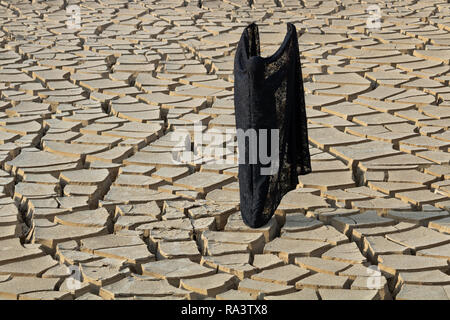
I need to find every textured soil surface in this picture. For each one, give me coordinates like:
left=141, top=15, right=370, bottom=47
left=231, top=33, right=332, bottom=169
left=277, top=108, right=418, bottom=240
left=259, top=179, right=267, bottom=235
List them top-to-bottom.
left=0, top=0, right=449, bottom=300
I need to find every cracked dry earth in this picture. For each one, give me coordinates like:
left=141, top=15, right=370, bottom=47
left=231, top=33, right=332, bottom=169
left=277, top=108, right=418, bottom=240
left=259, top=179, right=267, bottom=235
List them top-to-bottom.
left=0, top=0, right=449, bottom=301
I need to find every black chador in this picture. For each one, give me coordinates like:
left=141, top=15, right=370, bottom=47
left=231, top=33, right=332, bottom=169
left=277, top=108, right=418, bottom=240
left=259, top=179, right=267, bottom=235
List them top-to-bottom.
left=234, top=23, right=312, bottom=228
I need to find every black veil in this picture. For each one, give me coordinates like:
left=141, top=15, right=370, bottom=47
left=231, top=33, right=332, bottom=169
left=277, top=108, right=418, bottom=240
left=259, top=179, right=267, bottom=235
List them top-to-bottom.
left=234, top=23, right=312, bottom=228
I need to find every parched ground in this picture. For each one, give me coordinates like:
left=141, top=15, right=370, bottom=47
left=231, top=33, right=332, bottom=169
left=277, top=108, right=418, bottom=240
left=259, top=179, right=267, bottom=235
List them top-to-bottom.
left=0, top=0, right=449, bottom=300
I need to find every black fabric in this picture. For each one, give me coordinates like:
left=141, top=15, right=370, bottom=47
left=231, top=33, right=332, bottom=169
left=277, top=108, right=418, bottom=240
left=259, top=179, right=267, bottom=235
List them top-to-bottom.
left=234, top=23, right=312, bottom=228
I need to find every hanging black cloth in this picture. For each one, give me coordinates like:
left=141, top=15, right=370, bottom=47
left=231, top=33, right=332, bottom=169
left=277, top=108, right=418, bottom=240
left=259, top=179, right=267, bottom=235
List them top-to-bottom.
left=234, top=22, right=312, bottom=228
